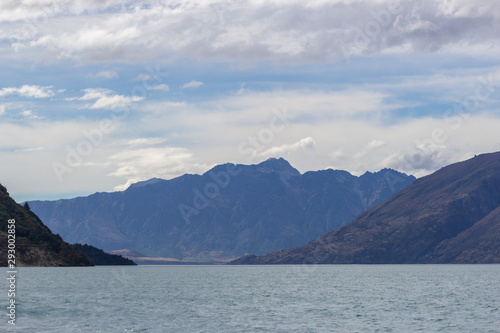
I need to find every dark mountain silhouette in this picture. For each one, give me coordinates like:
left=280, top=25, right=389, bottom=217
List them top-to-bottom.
left=230, top=152, right=500, bottom=264
left=28, top=158, right=415, bottom=261
left=0, top=184, right=93, bottom=267
left=74, top=243, right=136, bottom=265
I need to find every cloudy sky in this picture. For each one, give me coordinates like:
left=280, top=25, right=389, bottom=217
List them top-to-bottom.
left=1, top=0, right=500, bottom=202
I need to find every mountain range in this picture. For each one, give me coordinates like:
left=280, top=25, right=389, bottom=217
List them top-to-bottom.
left=230, top=152, right=500, bottom=264
left=28, top=158, right=415, bottom=261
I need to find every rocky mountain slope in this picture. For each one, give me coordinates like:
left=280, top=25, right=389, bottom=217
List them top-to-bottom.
left=230, top=153, right=500, bottom=264
left=28, top=158, right=415, bottom=261
left=0, top=184, right=93, bottom=267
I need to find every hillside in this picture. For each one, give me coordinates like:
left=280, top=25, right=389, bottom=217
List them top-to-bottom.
left=230, top=152, right=500, bottom=264
left=28, top=158, right=415, bottom=261
left=0, top=184, right=93, bottom=267
left=74, top=243, right=136, bottom=265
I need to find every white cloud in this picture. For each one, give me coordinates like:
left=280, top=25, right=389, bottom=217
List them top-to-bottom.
left=94, top=71, right=118, bottom=79
left=135, top=73, right=153, bottom=81
left=135, top=74, right=170, bottom=91
left=181, top=80, right=204, bottom=89
left=152, top=84, right=170, bottom=91
left=0, top=85, right=56, bottom=98
left=136, top=85, right=500, bottom=177
left=67, top=88, right=143, bottom=109
left=199, top=89, right=393, bottom=123
left=4, top=91, right=500, bottom=201
left=0, top=104, right=5, bottom=116
left=20, top=110, right=33, bottom=117
left=0, top=119, right=120, bottom=198
left=260, top=137, right=315, bottom=157
left=127, top=138, right=167, bottom=146
left=353, top=140, right=387, bottom=159
left=367, top=140, right=386, bottom=150
left=15, top=146, right=48, bottom=152
left=108, top=147, right=207, bottom=191
left=329, top=149, right=345, bottom=161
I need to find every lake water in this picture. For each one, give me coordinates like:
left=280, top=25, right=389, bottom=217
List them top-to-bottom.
left=1, top=265, right=499, bottom=332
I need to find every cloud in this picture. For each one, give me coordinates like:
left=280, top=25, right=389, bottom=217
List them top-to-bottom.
left=0, top=0, right=124, bottom=23
left=3, top=0, right=500, bottom=65
left=3, top=1, right=500, bottom=202
left=93, top=71, right=118, bottom=79
left=135, top=73, right=152, bottom=81
left=135, top=73, right=170, bottom=91
left=181, top=80, right=204, bottom=89
left=135, top=84, right=500, bottom=177
left=151, top=84, right=170, bottom=91
left=0, top=85, right=56, bottom=98
left=67, top=88, right=143, bottom=109
left=4, top=89, right=500, bottom=201
left=200, top=89, right=393, bottom=123
left=20, top=110, right=33, bottom=117
left=0, top=118, right=121, bottom=198
left=260, top=137, right=315, bottom=157
left=127, top=138, right=167, bottom=146
left=353, top=140, right=387, bottom=159
left=367, top=140, right=386, bottom=150
left=383, top=143, right=449, bottom=178
left=15, top=146, right=48, bottom=152
left=108, top=147, right=207, bottom=191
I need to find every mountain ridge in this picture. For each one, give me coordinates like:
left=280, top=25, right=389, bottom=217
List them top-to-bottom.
left=229, top=152, right=500, bottom=264
left=28, top=158, right=415, bottom=261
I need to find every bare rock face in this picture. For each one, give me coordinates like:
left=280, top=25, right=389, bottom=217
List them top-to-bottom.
left=230, top=152, right=500, bottom=265
left=28, top=158, right=414, bottom=261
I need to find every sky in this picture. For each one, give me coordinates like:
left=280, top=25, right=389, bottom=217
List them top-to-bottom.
left=1, top=0, right=500, bottom=202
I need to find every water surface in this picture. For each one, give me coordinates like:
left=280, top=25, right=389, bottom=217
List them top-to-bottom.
left=1, top=265, right=499, bottom=332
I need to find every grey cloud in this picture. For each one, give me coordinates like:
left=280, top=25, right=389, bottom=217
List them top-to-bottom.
left=1, top=0, right=499, bottom=64
left=384, top=143, right=450, bottom=177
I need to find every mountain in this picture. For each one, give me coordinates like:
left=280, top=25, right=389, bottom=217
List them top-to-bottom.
left=230, top=153, right=500, bottom=264
left=28, top=158, right=415, bottom=261
left=0, top=184, right=93, bottom=267
left=74, top=243, right=136, bottom=265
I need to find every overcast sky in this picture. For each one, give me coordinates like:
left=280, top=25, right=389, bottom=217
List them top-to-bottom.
left=2, top=0, right=500, bottom=202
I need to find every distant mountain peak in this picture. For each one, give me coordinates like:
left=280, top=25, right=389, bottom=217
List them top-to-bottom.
left=255, top=157, right=300, bottom=178
left=361, top=168, right=398, bottom=176
left=128, top=178, right=165, bottom=190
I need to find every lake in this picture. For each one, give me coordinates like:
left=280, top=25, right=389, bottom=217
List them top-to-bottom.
left=1, top=265, right=499, bottom=332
